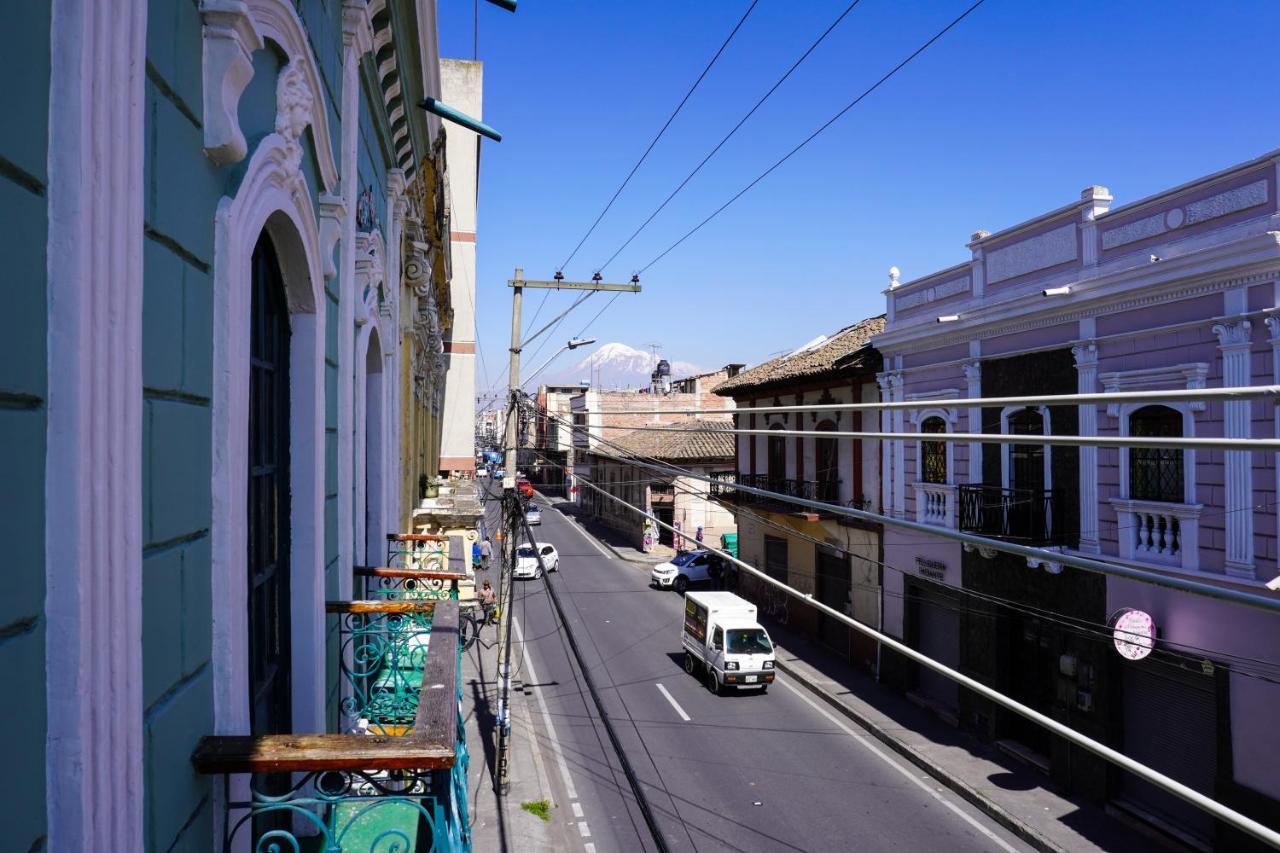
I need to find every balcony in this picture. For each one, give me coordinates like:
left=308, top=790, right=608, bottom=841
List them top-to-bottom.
left=713, top=472, right=842, bottom=511
left=914, top=482, right=955, bottom=528
left=958, top=485, right=1063, bottom=546
left=1110, top=498, right=1202, bottom=572
left=192, top=560, right=472, bottom=851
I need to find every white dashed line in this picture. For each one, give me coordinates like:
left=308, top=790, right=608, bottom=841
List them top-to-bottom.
left=515, top=617, right=579, bottom=800
left=777, top=677, right=1019, bottom=853
left=656, top=683, right=692, bottom=721
left=571, top=802, right=585, bottom=819
left=578, top=822, right=592, bottom=838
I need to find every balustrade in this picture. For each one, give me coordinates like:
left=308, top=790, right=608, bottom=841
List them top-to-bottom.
left=1110, top=498, right=1201, bottom=570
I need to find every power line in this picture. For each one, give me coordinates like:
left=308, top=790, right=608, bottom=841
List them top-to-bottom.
left=556, top=0, right=761, bottom=275
left=595, top=0, right=867, bottom=274
left=636, top=0, right=988, bottom=275
left=523, top=395, right=1280, bottom=615
left=540, top=452, right=1280, bottom=846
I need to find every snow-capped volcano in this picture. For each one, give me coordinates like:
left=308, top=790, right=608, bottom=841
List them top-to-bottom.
left=549, top=342, right=701, bottom=389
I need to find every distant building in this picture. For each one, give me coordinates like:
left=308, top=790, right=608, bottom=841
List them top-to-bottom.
left=713, top=318, right=885, bottom=670
left=588, top=421, right=738, bottom=552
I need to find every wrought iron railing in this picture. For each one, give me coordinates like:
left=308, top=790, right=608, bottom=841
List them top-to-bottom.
left=718, top=473, right=843, bottom=508
left=957, top=485, right=1060, bottom=545
left=385, top=533, right=450, bottom=572
left=354, top=566, right=465, bottom=603
left=193, top=600, right=469, bottom=852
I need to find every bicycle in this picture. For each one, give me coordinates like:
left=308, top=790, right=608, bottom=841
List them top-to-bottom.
left=460, top=601, right=499, bottom=651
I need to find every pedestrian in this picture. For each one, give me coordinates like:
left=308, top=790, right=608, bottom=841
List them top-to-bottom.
left=695, top=525, right=704, bottom=545
left=479, top=537, right=493, bottom=570
left=471, top=540, right=482, bottom=571
left=478, top=579, right=497, bottom=624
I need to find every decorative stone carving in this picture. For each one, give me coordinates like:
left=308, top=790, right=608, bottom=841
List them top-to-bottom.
left=200, top=0, right=263, bottom=165
left=275, top=60, right=313, bottom=176
left=1100, top=179, right=1268, bottom=251
left=1186, top=179, right=1268, bottom=225
left=317, top=194, right=345, bottom=280
left=985, top=223, right=1077, bottom=284
left=888, top=266, right=900, bottom=290
left=896, top=276, right=971, bottom=311
left=1266, top=314, right=1280, bottom=341
left=1211, top=319, right=1253, bottom=349
left=1071, top=342, right=1098, bottom=366
left=961, top=362, right=982, bottom=384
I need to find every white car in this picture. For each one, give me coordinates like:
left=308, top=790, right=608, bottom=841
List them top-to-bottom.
left=526, top=505, right=542, bottom=526
left=514, top=543, right=559, bottom=579
left=651, top=549, right=716, bottom=594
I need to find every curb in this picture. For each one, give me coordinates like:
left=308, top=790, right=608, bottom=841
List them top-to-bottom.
left=773, top=652, right=1065, bottom=853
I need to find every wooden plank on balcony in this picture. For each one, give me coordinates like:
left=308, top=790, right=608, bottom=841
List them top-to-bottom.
left=390, top=532, right=451, bottom=542
left=353, top=566, right=469, bottom=580
left=325, top=600, right=438, bottom=614
left=412, top=600, right=459, bottom=750
left=191, top=734, right=454, bottom=773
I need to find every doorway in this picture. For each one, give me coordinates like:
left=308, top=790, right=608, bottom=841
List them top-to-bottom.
left=816, top=546, right=850, bottom=656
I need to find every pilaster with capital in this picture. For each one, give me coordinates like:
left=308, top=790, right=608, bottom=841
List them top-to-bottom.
left=1212, top=319, right=1254, bottom=577
left=1072, top=342, right=1101, bottom=552
left=962, top=362, right=982, bottom=484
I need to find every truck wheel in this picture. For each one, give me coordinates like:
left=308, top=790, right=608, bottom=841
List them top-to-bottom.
left=674, top=575, right=688, bottom=594
left=684, top=652, right=696, bottom=675
left=706, top=669, right=720, bottom=695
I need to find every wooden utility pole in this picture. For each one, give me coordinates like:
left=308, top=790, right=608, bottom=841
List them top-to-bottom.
left=493, top=268, right=640, bottom=793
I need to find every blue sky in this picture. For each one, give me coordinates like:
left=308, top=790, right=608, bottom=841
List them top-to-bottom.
left=437, top=0, right=1280, bottom=398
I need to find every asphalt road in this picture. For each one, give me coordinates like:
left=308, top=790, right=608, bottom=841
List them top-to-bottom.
left=479, top=483, right=1030, bottom=853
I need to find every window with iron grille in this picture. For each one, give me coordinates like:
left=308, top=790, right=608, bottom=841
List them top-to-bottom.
left=1129, top=405, right=1184, bottom=502
left=921, top=416, right=947, bottom=485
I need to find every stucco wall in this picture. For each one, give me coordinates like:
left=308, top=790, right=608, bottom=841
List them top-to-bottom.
left=0, top=4, right=50, bottom=850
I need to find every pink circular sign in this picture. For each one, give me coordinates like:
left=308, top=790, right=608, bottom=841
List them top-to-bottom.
left=1113, top=609, right=1156, bottom=660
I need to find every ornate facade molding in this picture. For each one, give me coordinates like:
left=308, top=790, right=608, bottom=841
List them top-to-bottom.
left=198, top=0, right=340, bottom=191
left=199, top=0, right=263, bottom=165
left=1211, top=318, right=1253, bottom=350
left=1099, top=362, right=1208, bottom=417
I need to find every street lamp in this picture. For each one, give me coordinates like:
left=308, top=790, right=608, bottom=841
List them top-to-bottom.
left=523, top=337, right=597, bottom=389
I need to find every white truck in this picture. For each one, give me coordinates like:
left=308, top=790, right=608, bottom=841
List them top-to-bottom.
left=681, top=591, right=776, bottom=694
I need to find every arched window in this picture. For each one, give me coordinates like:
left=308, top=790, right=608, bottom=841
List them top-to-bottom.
left=1129, top=405, right=1183, bottom=503
left=1007, top=407, right=1046, bottom=494
left=921, top=416, right=947, bottom=484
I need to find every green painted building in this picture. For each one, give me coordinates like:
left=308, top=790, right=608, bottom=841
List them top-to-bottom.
left=2, top=0, right=467, bottom=848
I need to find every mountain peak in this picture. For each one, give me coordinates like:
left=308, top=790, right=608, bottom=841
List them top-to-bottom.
left=547, top=342, right=702, bottom=389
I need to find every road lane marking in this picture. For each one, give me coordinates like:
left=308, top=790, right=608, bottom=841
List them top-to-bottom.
left=549, top=503, right=616, bottom=559
left=515, top=617, right=580, bottom=800
left=777, top=678, right=1020, bottom=853
left=655, top=683, right=692, bottom=721
left=571, top=802, right=584, bottom=819
left=578, top=822, right=592, bottom=838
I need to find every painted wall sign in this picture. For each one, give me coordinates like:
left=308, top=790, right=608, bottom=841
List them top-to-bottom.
left=915, top=557, right=946, bottom=581
left=1112, top=608, right=1156, bottom=660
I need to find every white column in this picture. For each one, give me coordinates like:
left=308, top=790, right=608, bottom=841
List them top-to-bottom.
left=45, top=0, right=146, bottom=848
left=337, top=1, right=373, bottom=582
left=386, top=170, right=406, bottom=530
left=1268, top=315, right=1280, bottom=571
left=1214, top=320, right=1255, bottom=577
left=1073, top=343, right=1100, bottom=553
left=963, top=362, right=982, bottom=484
left=889, top=371, right=906, bottom=518
left=877, top=373, right=893, bottom=516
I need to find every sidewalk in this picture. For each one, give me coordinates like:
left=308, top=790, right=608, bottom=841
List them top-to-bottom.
left=547, top=497, right=674, bottom=565
left=461, top=612, right=570, bottom=852
left=763, top=620, right=1174, bottom=853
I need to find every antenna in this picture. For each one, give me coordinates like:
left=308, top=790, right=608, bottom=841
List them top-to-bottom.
left=646, top=342, right=663, bottom=371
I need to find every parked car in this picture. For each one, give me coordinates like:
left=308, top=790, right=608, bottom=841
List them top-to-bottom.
left=493, top=468, right=506, bottom=479
left=516, top=478, right=535, bottom=498
left=526, top=505, right=542, bottom=526
left=514, top=542, right=559, bottom=579
left=650, top=549, right=717, bottom=594
left=681, top=591, right=775, bottom=694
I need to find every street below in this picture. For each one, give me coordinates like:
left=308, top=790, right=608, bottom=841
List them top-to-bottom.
left=479, top=483, right=1031, bottom=853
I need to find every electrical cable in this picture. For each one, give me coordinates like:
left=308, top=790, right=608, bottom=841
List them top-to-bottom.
left=556, top=0, right=761, bottom=275
left=594, top=0, right=867, bottom=275
left=635, top=0, right=988, bottom=275
left=528, top=395, right=1279, bottom=565
left=538, top=458, right=1280, bottom=849
left=519, top=516, right=673, bottom=852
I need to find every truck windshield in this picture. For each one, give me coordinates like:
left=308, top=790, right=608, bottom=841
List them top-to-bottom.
left=726, top=629, right=772, bottom=655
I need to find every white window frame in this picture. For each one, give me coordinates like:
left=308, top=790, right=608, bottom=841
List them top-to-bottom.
left=1117, top=401, right=1197, bottom=505
left=999, top=405, right=1053, bottom=492
left=913, top=408, right=957, bottom=526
